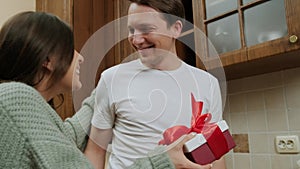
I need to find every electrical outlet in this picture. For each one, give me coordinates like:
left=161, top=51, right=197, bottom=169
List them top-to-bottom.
left=275, top=135, right=300, bottom=154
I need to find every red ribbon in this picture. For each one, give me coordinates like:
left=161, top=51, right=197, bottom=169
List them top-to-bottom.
left=159, top=93, right=229, bottom=159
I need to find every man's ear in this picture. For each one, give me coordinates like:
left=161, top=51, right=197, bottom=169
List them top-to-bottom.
left=171, top=20, right=183, bottom=38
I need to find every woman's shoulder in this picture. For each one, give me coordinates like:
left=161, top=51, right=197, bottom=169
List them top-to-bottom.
left=0, top=81, right=42, bottom=104
left=0, top=81, right=38, bottom=94
left=0, top=82, right=55, bottom=131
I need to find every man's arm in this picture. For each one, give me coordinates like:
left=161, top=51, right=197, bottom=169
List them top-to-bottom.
left=84, top=126, right=112, bottom=169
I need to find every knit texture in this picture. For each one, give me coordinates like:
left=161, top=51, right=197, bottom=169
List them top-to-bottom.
left=0, top=82, right=95, bottom=169
left=129, top=146, right=175, bottom=169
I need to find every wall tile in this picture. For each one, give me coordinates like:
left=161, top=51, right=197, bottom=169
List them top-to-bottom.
left=227, top=67, right=300, bottom=169
left=285, top=84, right=300, bottom=109
left=264, top=88, right=286, bottom=110
left=246, top=91, right=265, bottom=112
left=229, top=93, right=246, bottom=113
left=287, top=109, right=300, bottom=131
left=266, top=110, right=288, bottom=132
left=247, top=111, right=268, bottom=132
left=230, top=114, right=248, bottom=133
left=249, top=133, right=269, bottom=153
left=233, top=134, right=249, bottom=153
left=224, top=153, right=233, bottom=169
left=233, top=154, right=251, bottom=169
left=251, top=155, right=271, bottom=169
left=271, top=155, right=292, bottom=169
left=292, top=155, right=300, bottom=169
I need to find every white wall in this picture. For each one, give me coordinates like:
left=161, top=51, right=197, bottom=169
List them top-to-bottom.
left=0, top=0, right=35, bottom=27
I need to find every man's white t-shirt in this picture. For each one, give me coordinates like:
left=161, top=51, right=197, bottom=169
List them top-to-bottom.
left=91, top=59, right=222, bottom=169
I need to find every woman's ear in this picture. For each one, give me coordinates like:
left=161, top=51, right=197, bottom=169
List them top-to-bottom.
left=171, top=20, right=183, bottom=38
left=42, top=57, right=54, bottom=71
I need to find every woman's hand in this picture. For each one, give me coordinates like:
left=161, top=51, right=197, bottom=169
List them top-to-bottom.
left=166, top=133, right=212, bottom=169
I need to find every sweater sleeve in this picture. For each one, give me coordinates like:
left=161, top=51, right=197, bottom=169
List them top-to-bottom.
left=0, top=82, right=95, bottom=169
left=64, top=89, right=96, bottom=150
left=129, top=146, right=175, bottom=169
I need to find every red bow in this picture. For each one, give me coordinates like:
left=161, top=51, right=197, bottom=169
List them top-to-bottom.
left=159, top=93, right=228, bottom=159
left=159, top=93, right=209, bottom=144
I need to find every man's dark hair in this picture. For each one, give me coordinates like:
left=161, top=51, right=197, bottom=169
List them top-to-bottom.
left=129, top=0, right=185, bottom=27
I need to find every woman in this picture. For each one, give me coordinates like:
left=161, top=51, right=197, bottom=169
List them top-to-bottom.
left=0, top=11, right=211, bottom=169
left=0, top=11, right=93, bottom=169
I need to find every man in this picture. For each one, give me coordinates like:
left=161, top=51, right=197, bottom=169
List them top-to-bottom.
left=85, top=0, right=226, bottom=168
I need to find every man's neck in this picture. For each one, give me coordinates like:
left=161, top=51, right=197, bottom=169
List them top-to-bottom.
left=144, top=55, right=182, bottom=71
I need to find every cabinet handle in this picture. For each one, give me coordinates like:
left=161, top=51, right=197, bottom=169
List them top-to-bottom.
left=289, top=35, right=298, bottom=43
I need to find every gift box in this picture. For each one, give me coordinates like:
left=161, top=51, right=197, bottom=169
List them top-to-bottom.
left=159, top=93, right=236, bottom=165
left=183, top=120, right=236, bottom=165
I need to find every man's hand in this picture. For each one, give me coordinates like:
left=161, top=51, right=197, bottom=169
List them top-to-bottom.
left=166, top=133, right=213, bottom=169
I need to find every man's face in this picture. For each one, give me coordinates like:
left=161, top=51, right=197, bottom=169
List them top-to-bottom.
left=127, top=3, right=178, bottom=67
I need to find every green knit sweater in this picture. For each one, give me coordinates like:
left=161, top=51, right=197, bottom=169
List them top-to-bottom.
left=0, top=82, right=174, bottom=169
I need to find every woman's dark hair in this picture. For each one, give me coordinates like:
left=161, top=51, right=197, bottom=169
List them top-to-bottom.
left=128, top=0, right=185, bottom=27
left=0, top=11, right=74, bottom=89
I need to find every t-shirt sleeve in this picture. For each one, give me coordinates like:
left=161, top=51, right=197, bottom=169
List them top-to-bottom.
left=91, top=77, right=115, bottom=129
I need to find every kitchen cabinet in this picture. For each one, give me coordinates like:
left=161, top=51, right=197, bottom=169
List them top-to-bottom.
left=191, top=0, right=300, bottom=79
